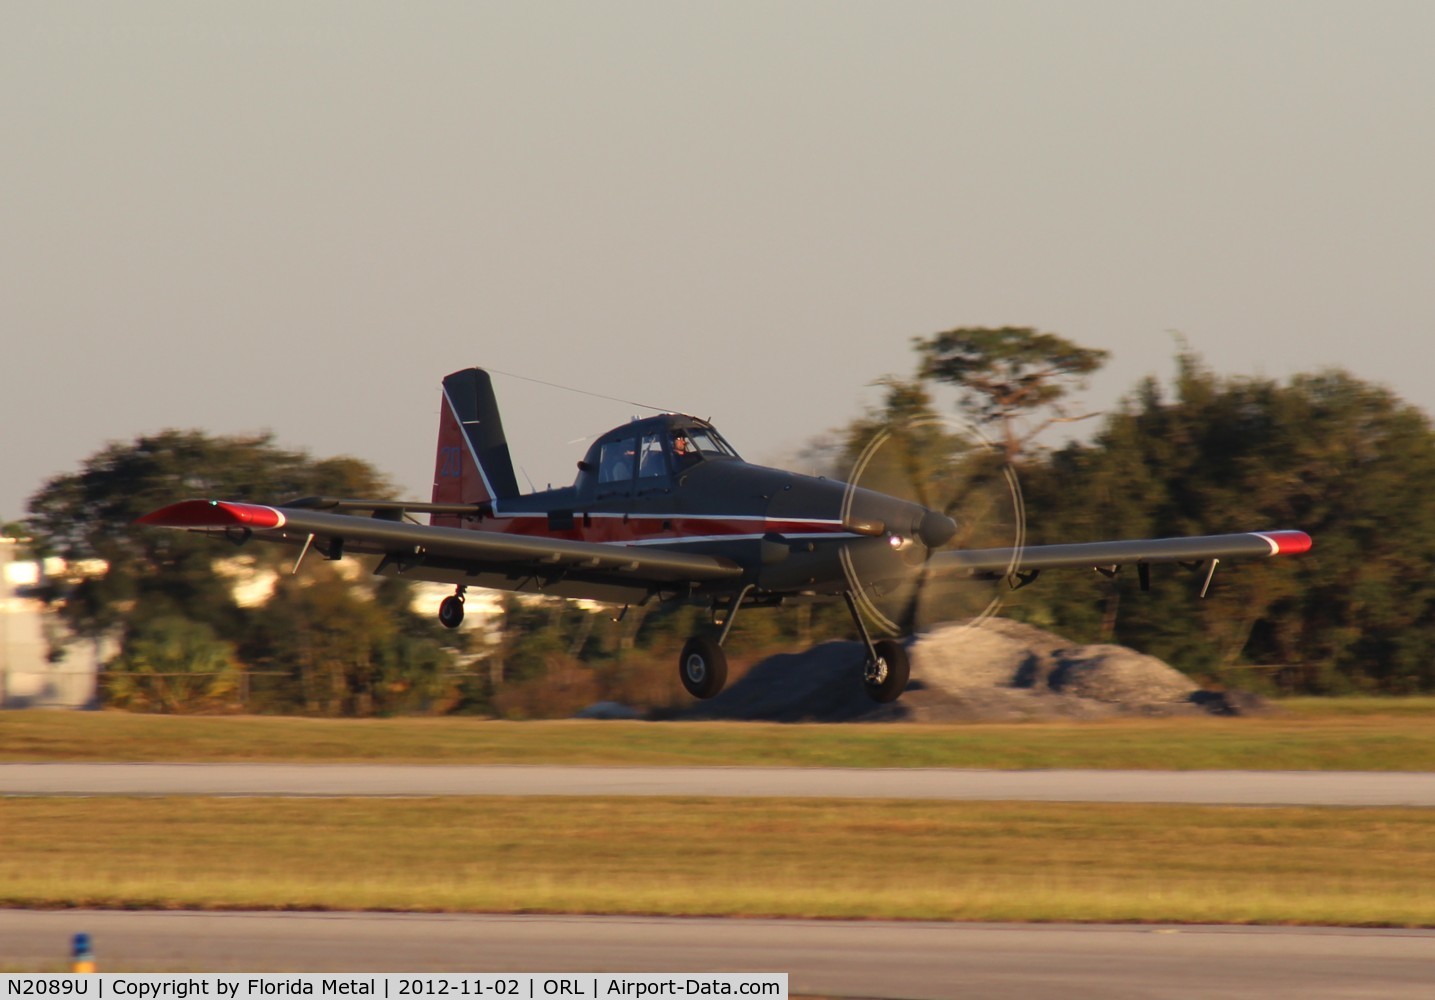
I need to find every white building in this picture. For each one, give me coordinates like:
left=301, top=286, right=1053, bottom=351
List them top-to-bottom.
left=0, top=537, right=106, bottom=709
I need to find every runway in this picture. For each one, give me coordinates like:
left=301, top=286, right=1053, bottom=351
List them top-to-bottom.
left=4, top=762, right=1435, bottom=805
left=8, top=765, right=1432, bottom=997
left=3, top=910, right=1432, bottom=999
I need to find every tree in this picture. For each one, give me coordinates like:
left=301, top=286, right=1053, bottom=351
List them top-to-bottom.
left=915, top=326, right=1109, bottom=461
left=1016, top=352, right=1435, bottom=693
left=24, top=430, right=459, bottom=714
left=26, top=430, right=394, bottom=648
left=242, top=569, right=454, bottom=716
left=104, top=616, right=240, bottom=713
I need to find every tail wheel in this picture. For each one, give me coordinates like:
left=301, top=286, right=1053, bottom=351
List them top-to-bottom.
left=438, top=595, right=465, bottom=629
left=679, top=636, right=728, bottom=700
left=863, top=639, right=909, bottom=703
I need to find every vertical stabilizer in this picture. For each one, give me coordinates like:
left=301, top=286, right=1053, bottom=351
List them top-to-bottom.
left=432, top=369, right=521, bottom=521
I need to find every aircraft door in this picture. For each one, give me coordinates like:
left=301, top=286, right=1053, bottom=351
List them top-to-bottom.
left=594, top=435, right=637, bottom=501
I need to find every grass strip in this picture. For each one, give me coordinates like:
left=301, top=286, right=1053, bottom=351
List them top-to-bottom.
left=6, top=706, right=1435, bottom=770
left=3, top=796, right=1433, bottom=927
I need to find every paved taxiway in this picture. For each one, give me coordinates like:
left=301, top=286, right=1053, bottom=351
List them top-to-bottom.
left=4, top=763, right=1435, bottom=805
left=3, top=911, right=1433, bottom=999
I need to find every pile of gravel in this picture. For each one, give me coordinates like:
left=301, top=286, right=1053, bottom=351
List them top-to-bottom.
left=683, top=617, right=1263, bottom=723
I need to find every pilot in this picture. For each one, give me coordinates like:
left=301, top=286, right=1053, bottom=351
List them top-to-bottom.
left=672, top=431, right=700, bottom=468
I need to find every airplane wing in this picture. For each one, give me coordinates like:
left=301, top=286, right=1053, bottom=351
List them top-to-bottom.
left=137, top=499, right=743, bottom=601
left=930, top=529, right=1311, bottom=581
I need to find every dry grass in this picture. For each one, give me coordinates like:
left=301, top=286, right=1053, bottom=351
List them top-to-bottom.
left=6, top=706, right=1435, bottom=770
left=3, top=796, right=1433, bottom=927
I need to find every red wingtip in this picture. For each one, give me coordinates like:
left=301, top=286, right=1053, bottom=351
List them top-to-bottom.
left=137, top=500, right=286, bottom=530
left=1257, top=530, right=1313, bottom=555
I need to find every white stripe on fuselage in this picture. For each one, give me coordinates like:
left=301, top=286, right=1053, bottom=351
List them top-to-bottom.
left=486, top=512, right=848, bottom=526
left=625, top=531, right=862, bottom=546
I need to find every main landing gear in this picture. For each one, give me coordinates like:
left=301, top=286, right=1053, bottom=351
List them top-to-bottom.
left=677, top=585, right=751, bottom=700
left=438, top=586, right=466, bottom=629
left=676, top=587, right=910, bottom=704
left=842, top=591, right=910, bottom=703
left=679, top=635, right=727, bottom=700
left=862, top=638, right=910, bottom=703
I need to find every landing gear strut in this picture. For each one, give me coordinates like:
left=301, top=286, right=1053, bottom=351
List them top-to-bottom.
left=677, top=585, right=751, bottom=700
left=438, top=586, right=466, bottom=629
left=842, top=590, right=910, bottom=703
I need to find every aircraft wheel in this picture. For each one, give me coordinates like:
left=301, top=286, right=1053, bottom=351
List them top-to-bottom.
left=438, top=595, right=466, bottom=629
left=679, top=636, right=728, bottom=700
left=863, top=639, right=909, bottom=703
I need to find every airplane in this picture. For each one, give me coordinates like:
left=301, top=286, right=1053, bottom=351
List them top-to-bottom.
left=139, top=367, right=1312, bottom=704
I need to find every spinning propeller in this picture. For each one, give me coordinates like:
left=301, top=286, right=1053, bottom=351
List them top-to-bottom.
left=839, top=414, right=1026, bottom=638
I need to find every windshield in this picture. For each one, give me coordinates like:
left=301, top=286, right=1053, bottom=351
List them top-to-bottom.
left=685, top=427, right=739, bottom=458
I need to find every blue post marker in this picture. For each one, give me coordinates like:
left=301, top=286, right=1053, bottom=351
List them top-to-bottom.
left=71, top=933, right=95, bottom=973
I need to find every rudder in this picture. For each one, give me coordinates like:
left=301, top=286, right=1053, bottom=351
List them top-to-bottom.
left=432, top=368, right=521, bottom=519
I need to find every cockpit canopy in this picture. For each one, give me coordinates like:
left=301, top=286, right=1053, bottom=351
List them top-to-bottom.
left=579, top=414, right=740, bottom=488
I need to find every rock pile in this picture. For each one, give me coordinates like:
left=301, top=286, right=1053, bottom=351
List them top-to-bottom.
left=685, top=617, right=1263, bottom=723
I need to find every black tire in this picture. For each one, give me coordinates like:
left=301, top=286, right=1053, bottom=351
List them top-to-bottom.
left=438, top=595, right=465, bottom=629
left=679, top=636, right=728, bottom=700
left=863, top=639, right=910, bottom=703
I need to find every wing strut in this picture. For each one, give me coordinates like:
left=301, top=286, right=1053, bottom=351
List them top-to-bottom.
left=292, top=534, right=316, bottom=575
left=1199, top=558, right=1220, bottom=599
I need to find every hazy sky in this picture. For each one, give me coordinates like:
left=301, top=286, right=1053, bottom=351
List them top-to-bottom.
left=4, top=1, right=1433, bottom=518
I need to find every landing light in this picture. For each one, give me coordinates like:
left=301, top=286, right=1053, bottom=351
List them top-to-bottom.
left=888, top=534, right=907, bottom=550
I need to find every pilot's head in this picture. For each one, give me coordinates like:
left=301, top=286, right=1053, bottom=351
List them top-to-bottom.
left=673, top=433, right=689, bottom=455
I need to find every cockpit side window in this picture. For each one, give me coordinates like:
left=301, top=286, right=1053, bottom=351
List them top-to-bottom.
left=597, top=436, right=637, bottom=484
